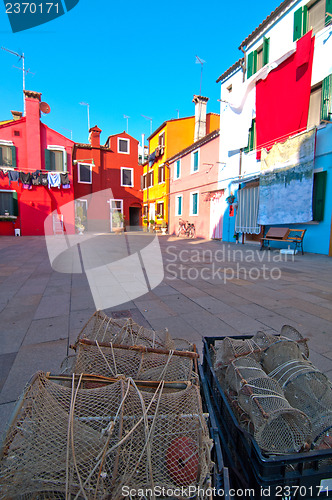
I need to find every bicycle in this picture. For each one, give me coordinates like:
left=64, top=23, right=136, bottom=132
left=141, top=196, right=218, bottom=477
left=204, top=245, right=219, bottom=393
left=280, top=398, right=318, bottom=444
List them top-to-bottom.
left=176, top=220, right=196, bottom=238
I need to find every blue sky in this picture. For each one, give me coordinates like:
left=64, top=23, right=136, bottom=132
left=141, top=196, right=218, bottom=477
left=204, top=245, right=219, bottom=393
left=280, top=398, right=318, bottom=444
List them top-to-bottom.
left=1, top=0, right=279, bottom=146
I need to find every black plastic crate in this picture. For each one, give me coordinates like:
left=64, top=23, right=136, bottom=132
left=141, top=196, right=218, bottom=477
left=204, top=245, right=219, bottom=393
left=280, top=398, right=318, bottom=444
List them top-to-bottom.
left=202, top=336, right=332, bottom=500
left=199, top=364, right=231, bottom=499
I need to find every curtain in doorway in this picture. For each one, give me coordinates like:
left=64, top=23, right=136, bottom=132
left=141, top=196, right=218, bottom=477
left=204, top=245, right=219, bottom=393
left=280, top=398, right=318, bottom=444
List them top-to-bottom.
left=235, top=186, right=260, bottom=234
left=210, top=191, right=224, bottom=239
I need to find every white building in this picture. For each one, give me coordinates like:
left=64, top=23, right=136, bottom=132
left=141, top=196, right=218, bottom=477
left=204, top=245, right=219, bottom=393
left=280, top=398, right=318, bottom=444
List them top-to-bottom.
left=217, top=0, right=332, bottom=254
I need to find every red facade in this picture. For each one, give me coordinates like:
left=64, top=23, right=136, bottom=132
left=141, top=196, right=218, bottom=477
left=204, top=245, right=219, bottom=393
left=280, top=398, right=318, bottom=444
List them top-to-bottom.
left=0, top=90, right=75, bottom=236
left=73, top=127, right=142, bottom=232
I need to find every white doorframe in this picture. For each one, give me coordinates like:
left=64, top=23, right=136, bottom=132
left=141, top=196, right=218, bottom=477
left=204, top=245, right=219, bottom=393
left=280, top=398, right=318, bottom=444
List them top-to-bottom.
left=110, top=199, right=123, bottom=231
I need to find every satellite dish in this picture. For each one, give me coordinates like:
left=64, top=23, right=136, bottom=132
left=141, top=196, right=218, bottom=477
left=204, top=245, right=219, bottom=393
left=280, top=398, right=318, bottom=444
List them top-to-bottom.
left=40, top=102, right=51, bottom=114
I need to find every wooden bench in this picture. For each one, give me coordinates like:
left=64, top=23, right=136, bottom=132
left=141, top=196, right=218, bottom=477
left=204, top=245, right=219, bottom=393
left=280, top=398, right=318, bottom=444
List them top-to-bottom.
left=260, top=228, right=306, bottom=255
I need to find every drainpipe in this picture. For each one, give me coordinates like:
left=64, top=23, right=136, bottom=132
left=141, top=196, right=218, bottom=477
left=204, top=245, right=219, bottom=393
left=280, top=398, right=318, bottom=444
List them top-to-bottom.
left=239, top=44, right=247, bottom=245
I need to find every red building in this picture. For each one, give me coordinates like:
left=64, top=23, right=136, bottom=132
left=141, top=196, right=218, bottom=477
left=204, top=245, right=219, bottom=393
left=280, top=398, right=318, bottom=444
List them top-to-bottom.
left=0, top=90, right=75, bottom=236
left=73, top=127, right=142, bottom=232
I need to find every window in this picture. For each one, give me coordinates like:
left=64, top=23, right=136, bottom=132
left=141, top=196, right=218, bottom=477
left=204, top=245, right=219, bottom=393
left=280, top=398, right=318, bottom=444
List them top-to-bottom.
left=293, top=0, right=330, bottom=40
left=247, top=37, right=270, bottom=78
left=307, top=74, right=332, bottom=127
left=227, top=84, right=233, bottom=93
left=308, top=84, right=322, bottom=127
left=244, top=119, right=256, bottom=153
left=158, top=132, right=165, bottom=148
left=118, top=138, right=130, bottom=154
left=0, top=143, right=16, bottom=168
left=45, top=146, right=67, bottom=172
left=191, top=150, right=199, bottom=173
left=175, top=159, right=181, bottom=180
left=77, top=163, right=92, bottom=184
left=158, top=164, right=165, bottom=183
left=121, top=167, right=134, bottom=187
left=148, top=170, right=154, bottom=187
left=312, top=170, right=327, bottom=221
left=141, top=174, right=147, bottom=190
left=0, top=190, right=18, bottom=216
left=190, top=191, right=199, bottom=216
left=175, top=195, right=183, bottom=216
left=110, top=199, right=123, bottom=230
left=157, top=202, right=164, bottom=218
left=143, top=205, right=148, bottom=218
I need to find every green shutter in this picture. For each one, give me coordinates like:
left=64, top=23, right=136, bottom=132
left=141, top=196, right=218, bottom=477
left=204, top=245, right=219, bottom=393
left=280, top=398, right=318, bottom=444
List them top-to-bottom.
left=326, top=0, right=332, bottom=25
left=302, top=5, right=308, bottom=34
left=293, top=7, right=303, bottom=41
left=263, top=37, right=270, bottom=66
left=253, top=50, right=258, bottom=74
left=247, top=51, right=254, bottom=78
left=321, top=74, right=332, bottom=121
left=244, top=119, right=256, bottom=153
left=11, top=146, right=16, bottom=168
left=0, top=147, right=3, bottom=166
left=45, top=149, right=51, bottom=171
left=313, top=171, right=327, bottom=221
left=12, top=191, right=18, bottom=216
left=192, top=193, right=198, bottom=215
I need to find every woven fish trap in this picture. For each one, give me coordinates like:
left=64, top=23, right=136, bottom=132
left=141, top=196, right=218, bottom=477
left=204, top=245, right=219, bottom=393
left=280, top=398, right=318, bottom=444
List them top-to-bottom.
left=74, top=310, right=193, bottom=352
left=214, top=325, right=308, bottom=370
left=63, top=341, right=195, bottom=383
left=263, top=347, right=332, bottom=449
left=225, top=358, right=311, bottom=454
left=0, top=372, right=212, bottom=499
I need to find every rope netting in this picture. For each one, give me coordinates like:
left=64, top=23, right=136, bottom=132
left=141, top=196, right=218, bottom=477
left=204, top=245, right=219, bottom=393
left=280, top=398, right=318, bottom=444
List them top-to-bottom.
left=225, top=357, right=311, bottom=454
left=0, top=372, right=212, bottom=499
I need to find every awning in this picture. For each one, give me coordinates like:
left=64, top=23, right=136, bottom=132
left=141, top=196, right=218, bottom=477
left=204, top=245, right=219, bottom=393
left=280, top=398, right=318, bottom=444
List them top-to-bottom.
left=235, top=185, right=260, bottom=234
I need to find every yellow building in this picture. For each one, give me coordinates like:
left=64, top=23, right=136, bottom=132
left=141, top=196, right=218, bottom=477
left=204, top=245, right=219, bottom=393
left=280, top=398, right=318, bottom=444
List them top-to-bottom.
left=142, top=96, right=219, bottom=228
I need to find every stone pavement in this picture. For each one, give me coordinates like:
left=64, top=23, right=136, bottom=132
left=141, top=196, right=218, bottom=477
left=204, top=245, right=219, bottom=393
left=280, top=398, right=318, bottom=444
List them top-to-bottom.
left=0, top=233, right=331, bottom=438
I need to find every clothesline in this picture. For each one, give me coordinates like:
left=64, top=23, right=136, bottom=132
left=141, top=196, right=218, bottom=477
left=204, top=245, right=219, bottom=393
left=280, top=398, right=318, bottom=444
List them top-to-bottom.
left=0, top=169, right=71, bottom=190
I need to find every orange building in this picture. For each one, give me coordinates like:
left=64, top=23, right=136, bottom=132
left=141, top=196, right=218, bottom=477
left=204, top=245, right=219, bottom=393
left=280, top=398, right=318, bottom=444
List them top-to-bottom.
left=142, top=96, right=219, bottom=229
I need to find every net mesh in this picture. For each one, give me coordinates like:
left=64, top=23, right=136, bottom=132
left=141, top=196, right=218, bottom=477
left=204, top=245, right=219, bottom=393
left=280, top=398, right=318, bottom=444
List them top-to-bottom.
left=73, top=310, right=193, bottom=352
left=213, top=325, right=309, bottom=371
left=262, top=341, right=332, bottom=449
left=63, top=342, right=194, bottom=382
left=225, top=357, right=312, bottom=454
left=0, top=372, right=212, bottom=499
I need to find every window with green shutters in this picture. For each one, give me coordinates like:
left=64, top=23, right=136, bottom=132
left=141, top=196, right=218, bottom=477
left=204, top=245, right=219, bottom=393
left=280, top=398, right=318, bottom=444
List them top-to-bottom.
left=294, top=0, right=331, bottom=41
left=247, top=38, right=270, bottom=78
left=321, top=74, right=332, bottom=121
left=244, top=119, right=256, bottom=153
left=0, top=145, right=16, bottom=168
left=45, top=148, right=66, bottom=172
left=192, top=151, right=199, bottom=172
left=175, top=159, right=181, bottom=179
left=312, top=170, right=327, bottom=221
left=0, top=190, right=18, bottom=216
left=191, top=192, right=199, bottom=216
left=176, top=195, right=182, bottom=216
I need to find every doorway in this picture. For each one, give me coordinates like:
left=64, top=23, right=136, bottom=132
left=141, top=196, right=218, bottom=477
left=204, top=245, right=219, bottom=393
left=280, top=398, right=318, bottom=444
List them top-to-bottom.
left=129, top=206, right=141, bottom=227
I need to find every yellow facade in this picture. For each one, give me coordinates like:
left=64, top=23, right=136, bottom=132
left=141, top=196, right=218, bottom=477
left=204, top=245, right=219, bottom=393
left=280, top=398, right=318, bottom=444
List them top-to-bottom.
left=142, top=113, right=219, bottom=227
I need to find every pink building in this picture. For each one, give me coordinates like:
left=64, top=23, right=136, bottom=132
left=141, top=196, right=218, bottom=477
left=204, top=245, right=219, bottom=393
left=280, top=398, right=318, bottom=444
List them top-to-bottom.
left=168, top=128, right=223, bottom=239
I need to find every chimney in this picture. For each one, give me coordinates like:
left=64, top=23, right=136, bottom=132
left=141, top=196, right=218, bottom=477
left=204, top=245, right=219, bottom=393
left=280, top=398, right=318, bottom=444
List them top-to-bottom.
left=24, top=90, right=42, bottom=171
left=193, top=95, right=209, bottom=142
left=11, top=110, right=23, bottom=121
left=89, top=125, right=102, bottom=148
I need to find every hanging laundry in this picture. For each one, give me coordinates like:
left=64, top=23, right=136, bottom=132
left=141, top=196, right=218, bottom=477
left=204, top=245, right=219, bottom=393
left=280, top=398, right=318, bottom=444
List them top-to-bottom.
left=256, top=30, right=315, bottom=158
left=8, top=170, right=20, bottom=186
left=31, top=170, right=42, bottom=185
left=20, top=172, right=32, bottom=189
left=47, top=172, right=61, bottom=189
left=60, top=172, right=69, bottom=185
left=40, top=173, right=48, bottom=186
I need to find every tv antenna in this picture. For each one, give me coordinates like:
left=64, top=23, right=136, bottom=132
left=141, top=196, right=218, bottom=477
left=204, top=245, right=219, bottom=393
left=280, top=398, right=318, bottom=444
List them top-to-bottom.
left=1, top=47, right=32, bottom=115
left=195, top=55, right=206, bottom=95
left=79, top=102, right=90, bottom=133
left=142, top=114, right=153, bottom=134
left=124, top=115, right=130, bottom=133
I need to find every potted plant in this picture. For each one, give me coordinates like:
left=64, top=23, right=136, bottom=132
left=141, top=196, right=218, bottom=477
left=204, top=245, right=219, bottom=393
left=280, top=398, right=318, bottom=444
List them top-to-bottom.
left=75, top=206, right=87, bottom=235
left=112, top=212, right=125, bottom=233
left=149, top=219, right=155, bottom=233
left=160, top=220, right=167, bottom=235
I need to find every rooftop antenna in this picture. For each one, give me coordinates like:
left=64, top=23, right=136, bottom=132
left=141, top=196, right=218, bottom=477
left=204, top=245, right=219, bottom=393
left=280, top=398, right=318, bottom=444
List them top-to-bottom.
left=1, top=47, right=30, bottom=115
left=195, top=55, right=206, bottom=95
left=79, top=102, right=90, bottom=134
left=176, top=109, right=180, bottom=119
left=124, top=114, right=130, bottom=134
left=142, top=114, right=153, bottom=135
left=61, top=127, right=73, bottom=140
